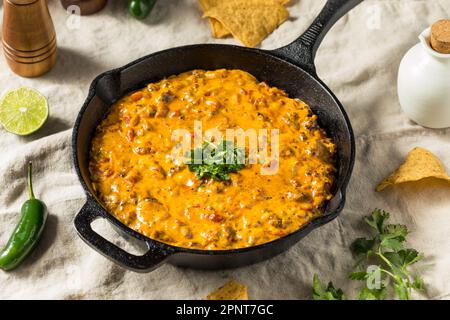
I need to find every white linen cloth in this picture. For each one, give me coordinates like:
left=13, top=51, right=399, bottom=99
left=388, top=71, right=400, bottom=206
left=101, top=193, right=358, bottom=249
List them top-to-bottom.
left=0, top=0, right=449, bottom=299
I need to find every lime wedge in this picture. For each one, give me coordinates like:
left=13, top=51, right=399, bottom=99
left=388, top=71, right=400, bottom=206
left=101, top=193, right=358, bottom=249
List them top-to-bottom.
left=0, top=87, right=49, bottom=136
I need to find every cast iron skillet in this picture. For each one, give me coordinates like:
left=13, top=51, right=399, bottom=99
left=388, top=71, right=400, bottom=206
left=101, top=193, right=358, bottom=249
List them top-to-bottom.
left=73, top=0, right=362, bottom=272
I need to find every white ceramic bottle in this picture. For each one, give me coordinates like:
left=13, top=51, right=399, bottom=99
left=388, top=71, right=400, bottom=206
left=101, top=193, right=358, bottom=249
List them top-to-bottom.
left=398, top=25, right=450, bottom=129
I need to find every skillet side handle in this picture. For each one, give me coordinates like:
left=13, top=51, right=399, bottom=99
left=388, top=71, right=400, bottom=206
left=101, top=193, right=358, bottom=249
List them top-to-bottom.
left=272, top=0, right=363, bottom=74
left=74, top=201, right=172, bottom=273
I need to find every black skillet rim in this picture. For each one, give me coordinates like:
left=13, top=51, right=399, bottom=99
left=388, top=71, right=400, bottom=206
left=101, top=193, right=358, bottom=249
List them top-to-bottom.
left=72, top=43, right=356, bottom=257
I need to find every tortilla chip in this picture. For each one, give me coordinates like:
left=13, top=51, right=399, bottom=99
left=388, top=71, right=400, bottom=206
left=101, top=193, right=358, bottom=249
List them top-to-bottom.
left=198, top=0, right=230, bottom=38
left=198, top=0, right=216, bottom=11
left=199, top=0, right=290, bottom=40
left=202, top=0, right=289, bottom=47
left=210, top=18, right=231, bottom=38
left=376, top=147, right=450, bottom=191
left=205, top=280, right=249, bottom=300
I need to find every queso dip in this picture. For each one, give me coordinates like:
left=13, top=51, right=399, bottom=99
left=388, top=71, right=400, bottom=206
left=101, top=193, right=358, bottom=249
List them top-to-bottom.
left=89, top=69, right=336, bottom=250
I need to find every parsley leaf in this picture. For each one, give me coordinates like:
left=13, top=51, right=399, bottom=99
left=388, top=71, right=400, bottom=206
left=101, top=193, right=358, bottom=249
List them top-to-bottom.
left=187, top=139, right=245, bottom=182
left=364, top=208, right=390, bottom=233
left=380, top=224, right=408, bottom=251
left=384, top=224, right=409, bottom=239
left=380, top=236, right=404, bottom=252
left=351, top=238, right=375, bottom=255
left=384, top=249, right=421, bottom=269
left=349, top=271, right=368, bottom=281
left=312, top=274, right=346, bottom=300
left=358, top=286, right=387, bottom=300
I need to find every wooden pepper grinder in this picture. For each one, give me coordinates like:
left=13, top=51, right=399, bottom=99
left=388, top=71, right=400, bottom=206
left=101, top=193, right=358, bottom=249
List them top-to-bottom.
left=2, top=0, right=57, bottom=78
left=60, top=0, right=107, bottom=15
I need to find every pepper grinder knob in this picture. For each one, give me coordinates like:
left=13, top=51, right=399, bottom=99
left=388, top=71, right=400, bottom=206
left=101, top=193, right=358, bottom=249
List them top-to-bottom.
left=2, top=0, right=57, bottom=77
left=60, top=0, right=107, bottom=15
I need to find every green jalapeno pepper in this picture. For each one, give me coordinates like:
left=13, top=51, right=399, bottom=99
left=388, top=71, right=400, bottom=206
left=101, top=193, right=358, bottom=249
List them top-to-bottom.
left=128, top=0, right=157, bottom=20
left=0, top=163, right=47, bottom=271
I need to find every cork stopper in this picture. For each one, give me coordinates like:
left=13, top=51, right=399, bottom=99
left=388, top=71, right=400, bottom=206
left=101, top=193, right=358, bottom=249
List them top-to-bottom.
left=430, top=19, right=450, bottom=54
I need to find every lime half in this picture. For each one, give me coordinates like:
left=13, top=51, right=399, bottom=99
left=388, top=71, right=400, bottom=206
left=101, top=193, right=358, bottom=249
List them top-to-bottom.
left=0, top=87, right=49, bottom=136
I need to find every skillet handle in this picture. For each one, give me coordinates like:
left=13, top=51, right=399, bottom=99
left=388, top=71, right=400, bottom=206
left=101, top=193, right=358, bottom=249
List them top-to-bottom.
left=271, top=0, right=363, bottom=74
left=74, top=200, right=173, bottom=273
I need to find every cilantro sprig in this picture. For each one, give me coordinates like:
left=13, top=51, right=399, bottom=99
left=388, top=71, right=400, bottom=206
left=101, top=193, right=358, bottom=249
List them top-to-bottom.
left=187, top=139, right=245, bottom=182
left=313, top=209, right=425, bottom=300
left=350, top=209, right=424, bottom=300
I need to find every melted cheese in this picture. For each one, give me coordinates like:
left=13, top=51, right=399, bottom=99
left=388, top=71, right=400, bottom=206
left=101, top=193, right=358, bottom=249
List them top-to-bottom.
left=90, top=69, right=336, bottom=250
